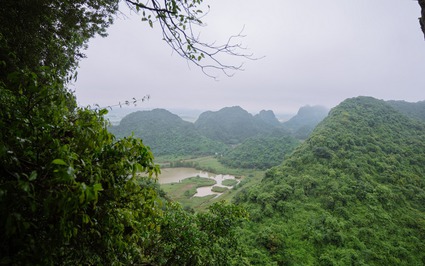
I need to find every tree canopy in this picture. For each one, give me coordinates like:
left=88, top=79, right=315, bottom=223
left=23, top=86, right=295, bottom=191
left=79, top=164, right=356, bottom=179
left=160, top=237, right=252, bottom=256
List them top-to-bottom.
left=218, top=134, right=300, bottom=170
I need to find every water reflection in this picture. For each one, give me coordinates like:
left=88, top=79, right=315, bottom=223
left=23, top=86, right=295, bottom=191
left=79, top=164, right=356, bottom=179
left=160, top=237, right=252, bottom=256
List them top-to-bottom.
left=158, top=168, right=239, bottom=197
left=158, top=168, right=207, bottom=184
left=193, top=174, right=239, bottom=197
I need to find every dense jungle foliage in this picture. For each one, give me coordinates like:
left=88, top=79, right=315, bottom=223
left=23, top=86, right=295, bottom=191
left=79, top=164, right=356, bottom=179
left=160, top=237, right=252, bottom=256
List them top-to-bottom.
left=235, top=97, right=425, bottom=265
left=387, top=100, right=425, bottom=122
left=218, top=134, right=300, bottom=170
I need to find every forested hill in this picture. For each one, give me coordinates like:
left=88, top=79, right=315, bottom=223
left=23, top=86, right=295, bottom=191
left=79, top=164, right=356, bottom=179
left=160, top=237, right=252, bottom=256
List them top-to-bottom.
left=236, top=96, right=425, bottom=265
left=387, top=100, right=425, bottom=122
left=282, top=105, right=329, bottom=139
left=194, top=106, right=285, bottom=144
left=110, top=107, right=303, bottom=167
left=109, top=109, right=227, bottom=156
left=254, top=110, right=281, bottom=127
left=218, top=134, right=300, bottom=170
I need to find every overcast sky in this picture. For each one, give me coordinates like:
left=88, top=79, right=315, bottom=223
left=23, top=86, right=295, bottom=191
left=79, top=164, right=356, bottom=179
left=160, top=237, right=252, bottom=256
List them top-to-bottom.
left=74, top=0, right=425, bottom=115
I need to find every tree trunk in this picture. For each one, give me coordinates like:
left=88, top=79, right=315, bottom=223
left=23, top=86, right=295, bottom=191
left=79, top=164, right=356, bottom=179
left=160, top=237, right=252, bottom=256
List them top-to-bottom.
left=419, top=0, right=425, bottom=38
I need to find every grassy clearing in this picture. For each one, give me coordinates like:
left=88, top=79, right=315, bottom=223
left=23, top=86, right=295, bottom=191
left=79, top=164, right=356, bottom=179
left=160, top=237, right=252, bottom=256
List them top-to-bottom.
left=188, top=156, right=246, bottom=176
left=161, top=176, right=216, bottom=199
left=186, top=176, right=216, bottom=187
left=161, top=177, right=218, bottom=212
left=222, top=179, right=238, bottom=186
left=211, top=186, right=228, bottom=193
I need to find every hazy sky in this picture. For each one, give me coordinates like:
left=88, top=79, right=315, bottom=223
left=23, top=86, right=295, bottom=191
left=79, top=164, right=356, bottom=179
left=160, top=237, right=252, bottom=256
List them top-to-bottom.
left=74, top=0, right=425, bottom=115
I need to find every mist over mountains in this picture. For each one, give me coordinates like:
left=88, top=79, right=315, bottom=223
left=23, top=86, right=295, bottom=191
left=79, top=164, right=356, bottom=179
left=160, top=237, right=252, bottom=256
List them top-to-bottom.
left=108, top=104, right=328, bottom=171
left=109, top=105, right=328, bottom=162
left=110, top=105, right=328, bottom=140
left=282, top=105, right=329, bottom=139
left=194, top=106, right=289, bottom=145
left=109, top=109, right=228, bottom=157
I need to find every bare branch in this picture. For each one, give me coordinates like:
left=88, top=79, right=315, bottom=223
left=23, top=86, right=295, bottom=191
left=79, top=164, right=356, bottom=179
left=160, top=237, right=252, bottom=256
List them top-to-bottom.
left=124, top=0, right=258, bottom=78
left=126, top=0, right=173, bottom=14
left=419, top=0, right=425, bottom=39
left=88, top=95, right=151, bottom=111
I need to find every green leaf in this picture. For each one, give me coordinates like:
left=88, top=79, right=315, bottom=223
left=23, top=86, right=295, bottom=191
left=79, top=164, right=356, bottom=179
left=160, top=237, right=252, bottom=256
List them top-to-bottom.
left=99, top=108, right=108, bottom=116
left=52, top=159, right=67, bottom=166
left=29, top=171, right=37, bottom=181
left=93, top=183, right=103, bottom=191
left=82, top=214, right=90, bottom=224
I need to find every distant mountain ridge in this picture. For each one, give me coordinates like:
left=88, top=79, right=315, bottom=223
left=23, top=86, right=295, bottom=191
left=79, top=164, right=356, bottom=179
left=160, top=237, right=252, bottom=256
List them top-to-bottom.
left=387, top=100, right=425, bottom=122
left=109, top=105, right=330, bottom=157
left=282, top=105, right=329, bottom=139
left=194, top=106, right=286, bottom=144
left=109, top=109, right=227, bottom=156
left=254, top=110, right=281, bottom=127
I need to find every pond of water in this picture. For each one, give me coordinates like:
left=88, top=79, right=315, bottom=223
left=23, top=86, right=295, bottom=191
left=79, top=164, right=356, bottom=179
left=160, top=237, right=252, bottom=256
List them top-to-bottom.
left=158, top=167, right=208, bottom=184
left=158, top=168, right=239, bottom=197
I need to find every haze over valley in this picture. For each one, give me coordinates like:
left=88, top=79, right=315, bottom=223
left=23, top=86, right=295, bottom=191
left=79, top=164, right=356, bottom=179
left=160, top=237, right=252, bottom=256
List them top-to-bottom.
left=3, top=0, right=425, bottom=265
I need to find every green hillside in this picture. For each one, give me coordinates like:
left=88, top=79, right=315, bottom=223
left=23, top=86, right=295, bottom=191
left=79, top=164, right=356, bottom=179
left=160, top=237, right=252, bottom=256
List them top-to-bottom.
left=236, top=97, right=425, bottom=265
left=387, top=100, right=425, bottom=122
left=282, top=105, right=329, bottom=139
left=110, top=106, right=327, bottom=160
left=194, top=106, right=282, bottom=144
left=109, top=109, right=227, bottom=156
left=254, top=110, right=282, bottom=127
left=219, top=134, right=300, bottom=170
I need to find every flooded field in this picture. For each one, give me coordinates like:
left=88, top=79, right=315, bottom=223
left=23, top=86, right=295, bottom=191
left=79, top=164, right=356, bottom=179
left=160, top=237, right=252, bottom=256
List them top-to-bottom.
left=158, top=168, right=239, bottom=197
left=158, top=168, right=208, bottom=184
